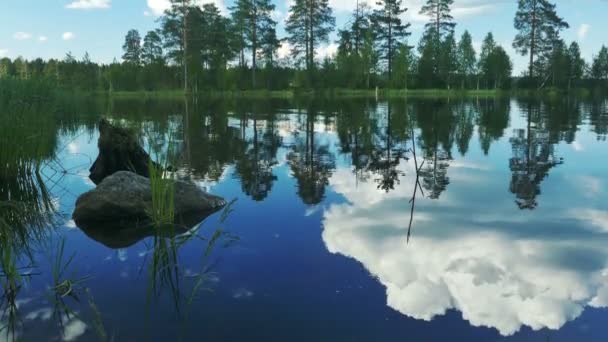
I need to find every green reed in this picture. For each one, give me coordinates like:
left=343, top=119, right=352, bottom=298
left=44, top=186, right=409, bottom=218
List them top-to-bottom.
left=146, top=123, right=178, bottom=228
left=144, top=199, right=238, bottom=341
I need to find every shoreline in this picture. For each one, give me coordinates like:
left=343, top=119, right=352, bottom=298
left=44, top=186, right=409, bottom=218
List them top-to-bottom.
left=103, top=88, right=598, bottom=99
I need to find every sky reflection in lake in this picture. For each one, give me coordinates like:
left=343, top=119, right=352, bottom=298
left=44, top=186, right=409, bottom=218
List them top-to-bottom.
left=2, top=96, right=608, bottom=341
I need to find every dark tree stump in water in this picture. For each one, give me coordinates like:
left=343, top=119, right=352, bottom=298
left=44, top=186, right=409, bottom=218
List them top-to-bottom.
left=89, top=119, right=159, bottom=184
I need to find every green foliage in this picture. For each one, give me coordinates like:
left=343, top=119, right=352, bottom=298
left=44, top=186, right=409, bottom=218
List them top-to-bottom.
left=0, top=0, right=605, bottom=92
left=230, top=0, right=278, bottom=88
left=286, top=0, right=335, bottom=85
left=372, top=0, right=411, bottom=81
left=419, top=0, right=455, bottom=39
left=513, top=0, right=569, bottom=79
left=122, top=29, right=142, bottom=65
left=142, top=30, right=165, bottom=65
left=456, top=30, right=477, bottom=89
left=591, top=46, right=608, bottom=81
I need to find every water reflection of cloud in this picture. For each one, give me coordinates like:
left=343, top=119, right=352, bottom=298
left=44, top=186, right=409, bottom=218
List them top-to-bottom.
left=323, top=163, right=608, bottom=336
left=577, top=176, right=603, bottom=198
left=572, top=209, right=608, bottom=233
left=117, top=249, right=128, bottom=262
left=233, top=288, right=254, bottom=299
left=25, top=308, right=53, bottom=321
left=62, top=316, right=87, bottom=342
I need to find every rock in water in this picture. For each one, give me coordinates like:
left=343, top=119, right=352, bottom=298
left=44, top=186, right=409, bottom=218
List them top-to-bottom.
left=89, top=119, right=158, bottom=184
left=73, top=171, right=226, bottom=227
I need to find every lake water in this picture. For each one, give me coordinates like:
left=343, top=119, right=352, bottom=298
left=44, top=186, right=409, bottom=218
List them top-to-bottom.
left=2, top=96, right=608, bottom=341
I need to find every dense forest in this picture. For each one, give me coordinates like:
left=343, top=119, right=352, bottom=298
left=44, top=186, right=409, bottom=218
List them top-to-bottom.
left=1, top=0, right=607, bottom=93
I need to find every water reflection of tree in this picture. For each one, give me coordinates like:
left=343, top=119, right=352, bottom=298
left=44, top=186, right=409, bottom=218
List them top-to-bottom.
left=543, top=97, right=582, bottom=144
left=477, top=98, right=510, bottom=155
left=336, top=99, right=376, bottom=183
left=588, top=99, right=608, bottom=141
left=182, top=100, right=245, bottom=181
left=416, top=101, right=454, bottom=199
left=509, top=101, right=564, bottom=210
left=367, top=102, right=410, bottom=192
left=455, top=102, right=475, bottom=156
left=288, top=103, right=336, bottom=205
left=234, top=111, right=281, bottom=201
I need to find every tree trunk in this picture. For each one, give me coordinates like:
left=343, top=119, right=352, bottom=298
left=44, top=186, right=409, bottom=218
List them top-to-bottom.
left=308, top=0, right=314, bottom=86
left=529, top=0, right=537, bottom=80
left=183, top=1, right=188, bottom=94
left=252, top=6, right=257, bottom=89
left=388, top=14, right=392, bottom=82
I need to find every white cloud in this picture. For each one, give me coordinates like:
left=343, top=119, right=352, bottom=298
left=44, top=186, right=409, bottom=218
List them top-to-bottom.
left=65, top=0, right=111, bottom=9
left=146, top=0, right=226, bottom=16
left=147, top=0, right=170, bottom=15
left=329, top=0, right=508, bottom=24
left=271, top=9, right=283, bottom=22
left=577, top=24, right=591, bottom=41
left=13, top=32, right=32, bottom=40
left=62, top=32, right=75, bottom=41
left=38, top=36, right=48, bottom=42
left=277, top=41, right=292, bottom=59
left=317, top=43, right=338, bottom=59
left=0, top=49, right=8, bottom=57
left=322, top=159, right=608, bottom=336
left=572, top=209, right=608, bottom=232
left=25, top=308, right=53, bottom=321
left=62, top=317, right=87, bottom=341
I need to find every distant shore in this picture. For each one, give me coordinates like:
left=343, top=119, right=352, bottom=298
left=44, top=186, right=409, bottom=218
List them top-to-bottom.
left=103, top=87, right=603, bottom=99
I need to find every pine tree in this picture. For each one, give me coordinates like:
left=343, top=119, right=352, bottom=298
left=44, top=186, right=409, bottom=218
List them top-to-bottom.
left=160, top=0, right=195, bottom=92
left=230, top=0, right=277, bottom=88
left=285, top=0, right=335, bottom=85
left=372, top=0, right=411, bottom=82
left=417, top=0, right=455, bottom=88
left=419, top=0, right=455, bottom=40
left=513, top=0, right=569, bottom=80
left=122, top=29, right=142, bottom=65
left=142, top=30, right=164, bottom=65
left=456, top=30, right=476, bottom=89
left=439, top=32, right=457, bottom=89
left=478, top=32, right=496, bottom=89
left=547, top=39, right=569, bottom=88
left=566, top=42, right=585, bottom=90
left=487, top=46, right=512, bottom=89
left=591, top=46, right=608, bottom=81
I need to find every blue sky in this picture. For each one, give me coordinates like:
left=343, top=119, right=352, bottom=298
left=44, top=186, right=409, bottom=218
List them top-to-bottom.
left=1, top=0, right=607, bottom=75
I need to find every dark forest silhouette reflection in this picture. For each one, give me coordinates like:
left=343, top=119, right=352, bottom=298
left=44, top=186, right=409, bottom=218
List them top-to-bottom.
left=131, top=96, right=599, bottom=210
left=509, top=100, right=564, bottom=209
left=287, top=102, right=336, bottom=205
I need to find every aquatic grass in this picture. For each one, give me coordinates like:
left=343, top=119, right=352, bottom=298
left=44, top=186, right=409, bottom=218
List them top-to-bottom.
left=145, top=120, right=179, bottom=228
left=148, top=162, right=176, bottom=227
left=143, top=199, right=238, bottom=341
left=47, top=238, right=106, bottom=342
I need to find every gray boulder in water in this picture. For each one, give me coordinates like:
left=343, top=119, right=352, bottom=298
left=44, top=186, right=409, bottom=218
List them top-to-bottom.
left=73, top=171, right=226, bottom=228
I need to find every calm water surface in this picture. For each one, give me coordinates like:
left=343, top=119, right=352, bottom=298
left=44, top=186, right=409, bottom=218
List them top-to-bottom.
left=2, top=96, right=608, bottom=341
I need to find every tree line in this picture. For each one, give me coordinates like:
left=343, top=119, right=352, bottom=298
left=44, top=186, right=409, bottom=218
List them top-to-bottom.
left=1, top=0, right=607, bottom=92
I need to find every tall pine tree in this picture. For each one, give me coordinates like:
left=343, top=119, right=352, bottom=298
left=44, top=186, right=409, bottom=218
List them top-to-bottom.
left=230, top=0, right=277, bottom=88
left=286, top=0, right=335, bottom=86
left=372, top=0, right=411, bottom=83
left=513, top=0, right=568, bottom=81
left=122, top=29, right=142, bottom=65
left=456, top=30, right=476, bottom=89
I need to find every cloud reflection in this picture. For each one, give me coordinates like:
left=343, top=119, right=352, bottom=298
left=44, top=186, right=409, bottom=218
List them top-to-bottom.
left=323, top=161, right=608, bottom=336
